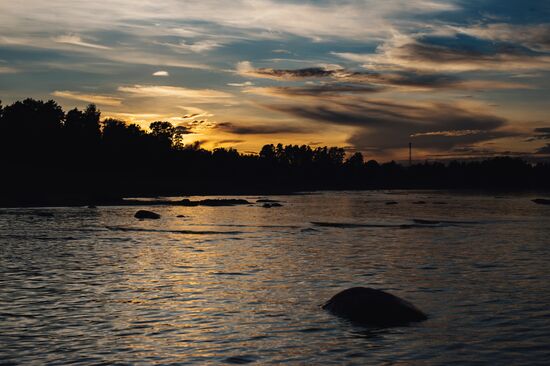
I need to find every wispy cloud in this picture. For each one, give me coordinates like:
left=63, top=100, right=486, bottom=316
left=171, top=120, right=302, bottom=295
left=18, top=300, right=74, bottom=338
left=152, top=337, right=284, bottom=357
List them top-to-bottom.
left=332, top=33, right=550, bottom=72
left=53, top=34, right=111, bottom=50
left=163, top=40, right=224, bottom=53
left=0, top=65, right=17, bottom=73
left=153, top=70, right=169, bottom=76
left=118, top=85, right=232, bottom=100
left=51, top=90, right=123, bottom=106
left=216, top=121, right=309, bottom=135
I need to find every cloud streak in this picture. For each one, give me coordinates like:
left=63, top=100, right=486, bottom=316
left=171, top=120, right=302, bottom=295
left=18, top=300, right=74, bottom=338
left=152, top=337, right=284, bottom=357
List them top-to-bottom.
left=118, top=85, right=232, bottom=100
left=51, top=90, right=123, bottom=106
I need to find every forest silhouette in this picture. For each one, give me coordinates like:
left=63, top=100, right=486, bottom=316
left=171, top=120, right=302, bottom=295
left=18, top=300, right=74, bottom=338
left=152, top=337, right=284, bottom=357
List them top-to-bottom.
left=1, top=98, right=549, bottom=207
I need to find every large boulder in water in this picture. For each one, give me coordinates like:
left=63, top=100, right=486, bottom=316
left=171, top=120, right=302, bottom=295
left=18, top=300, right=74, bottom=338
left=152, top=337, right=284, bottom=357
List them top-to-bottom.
left=532, top=198, right=550, bottom=205
left=134, top=210, right=161, bottom=219
left=322, top=287, right=427, bottom=327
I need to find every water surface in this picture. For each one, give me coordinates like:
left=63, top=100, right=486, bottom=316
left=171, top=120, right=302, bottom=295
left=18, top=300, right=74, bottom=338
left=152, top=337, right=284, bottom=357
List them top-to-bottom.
left=1, top=191, right=550, bottom=364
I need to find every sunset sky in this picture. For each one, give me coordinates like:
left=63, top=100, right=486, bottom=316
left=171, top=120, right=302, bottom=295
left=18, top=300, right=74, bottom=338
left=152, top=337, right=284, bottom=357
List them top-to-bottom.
left=1, top=0, right=549, bottom=160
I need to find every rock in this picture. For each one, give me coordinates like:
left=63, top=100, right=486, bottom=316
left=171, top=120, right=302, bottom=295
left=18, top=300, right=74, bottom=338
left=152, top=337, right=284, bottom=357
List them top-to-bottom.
left=533, top=198, right=550, bottom=205
left=385, top=201, right=398, bottom=205
left=412, top=201, right=427, bottom=205
left=432, top=201, right=448, bottom=205
left=262, top=202, right=283, bottom=208
left=87, top=205, right=97, bottom=209
left=134, top=210, right=161, bottom=219
left=176, top=214, right=186, bottom=218
left=322, top=287, right=427, bottom=327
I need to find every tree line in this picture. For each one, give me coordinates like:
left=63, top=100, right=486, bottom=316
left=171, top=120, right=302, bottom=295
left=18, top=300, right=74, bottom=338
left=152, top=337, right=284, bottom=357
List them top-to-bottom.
left=0, top=98, right=548, bottom=206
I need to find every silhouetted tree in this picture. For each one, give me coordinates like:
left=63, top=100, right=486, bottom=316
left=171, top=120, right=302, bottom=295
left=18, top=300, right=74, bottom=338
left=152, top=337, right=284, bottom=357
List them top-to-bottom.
left=0, top=97, right=549, bottom=207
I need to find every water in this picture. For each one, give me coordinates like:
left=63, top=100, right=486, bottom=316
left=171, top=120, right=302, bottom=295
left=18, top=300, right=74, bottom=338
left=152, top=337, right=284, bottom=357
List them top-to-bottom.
left=1, top=191, right=550, bottom=365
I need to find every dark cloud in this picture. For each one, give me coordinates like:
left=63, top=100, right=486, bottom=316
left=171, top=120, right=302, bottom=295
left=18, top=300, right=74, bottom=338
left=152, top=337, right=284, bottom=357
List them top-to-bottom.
left=244, top=64, right=529, bottom=91
left=251, top=67, right=336, bottom=79
left=252, top=84, right=381, bottom=96
left=264, top=96, right=518, bottom=152
left=216, top=122, right=308, bottom=135
left=174, top=125, right=194, bottom=134
left=525, top=127, right=550, bottom=141
left=214, top=139, right=244, bottom=147
left=535, top=143, right=550, bottom=154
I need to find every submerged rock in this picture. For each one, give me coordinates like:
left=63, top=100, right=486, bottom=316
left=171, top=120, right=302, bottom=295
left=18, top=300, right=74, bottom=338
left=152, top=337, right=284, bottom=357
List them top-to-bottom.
left=532, top=198, right=550, bottom=205
left=385, top=201, right=398, bottom=205
left=412, top=201, right=427, bottom=205
left=262, top=202, right=283, bottom=208
left=134, top=210, right=161, bottom=219
left=322, top=287, right=427, bottom=327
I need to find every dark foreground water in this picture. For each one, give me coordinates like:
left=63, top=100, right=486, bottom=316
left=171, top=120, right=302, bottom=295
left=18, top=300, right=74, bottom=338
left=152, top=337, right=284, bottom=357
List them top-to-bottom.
left=1, top=191, right=550, bottom=365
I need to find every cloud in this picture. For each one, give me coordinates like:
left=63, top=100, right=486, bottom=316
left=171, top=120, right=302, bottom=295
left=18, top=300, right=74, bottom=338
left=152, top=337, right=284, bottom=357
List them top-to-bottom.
left=0, top=0, right=458, bottom=46
left=456, top=23, right=550, bottom=52
left=332, top=33, right=550, bottom=72
left=53, top=34, right=111, bottom=50
left=164, top=40, right=223, bottom=53
left=238, top=62, right=532, bottom=91
left=0, top=65, right=17, bottom=73
left=153, top=70, right=169, bottom=76
left=227, top=81, right=254, bottom=87
left=246, top=84, right=381, bottom=97
left=118, top=85, right=232, bottom=100
left=51, top=90, right=123, bottom=106
left=260, top=93, right=517, bottom=153
left=216, top=122, right=308, bottom=135
left=526, top=127, right=550, bottom=141
left=410, top=130, right=483, bottom=137
left=214, top=139, right=244, bottom=147
left=535, top=144, right=550, bottom=154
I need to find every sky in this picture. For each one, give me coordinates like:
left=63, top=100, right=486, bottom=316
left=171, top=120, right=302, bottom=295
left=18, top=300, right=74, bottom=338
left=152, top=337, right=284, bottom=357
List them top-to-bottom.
left=1, top=0, right=549, bottom=161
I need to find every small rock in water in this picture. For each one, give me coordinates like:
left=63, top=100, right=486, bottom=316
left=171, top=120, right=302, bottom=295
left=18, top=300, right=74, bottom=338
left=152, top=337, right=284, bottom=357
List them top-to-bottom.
left=532, top=198, right=550, bottom=205
left=385, top=201, right=398, bottom=205
left=412, top=201, right=427, bottom=205
left=262, top=203, right=283, bottom=208
left=87, top=205, right=97, bottom=209
left=134, top=210, right=161, bottom=219
left=176, top=214, right=186, bottom=218
left=322, top=287, right=427, bottom=327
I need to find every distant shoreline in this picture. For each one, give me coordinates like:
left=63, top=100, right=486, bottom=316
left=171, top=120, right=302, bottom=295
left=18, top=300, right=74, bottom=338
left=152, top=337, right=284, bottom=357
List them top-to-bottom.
left=1, top=188, right=549, bottom=209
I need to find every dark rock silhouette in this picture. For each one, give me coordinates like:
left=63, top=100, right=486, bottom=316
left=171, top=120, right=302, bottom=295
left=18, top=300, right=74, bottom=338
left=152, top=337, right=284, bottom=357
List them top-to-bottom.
left=532, top=198, right=550, bottom=205
left=180, top=199, right=251, bottom=207
left=256, top=199, right=281, bottom=203
left=386, top=201, right=398, bottom=205
left=412, top=201, right=427, bottom=205
left=262, top=202, right=283, bottom=208
left=433, top=202, right=448, bottom=205
left=87, top=205, right=97, bottom=209
left=134, top=210, right=161, bottom=219
left=176, top=214, right=186, bottom=218
left=322, top=287, right=427, bottom=327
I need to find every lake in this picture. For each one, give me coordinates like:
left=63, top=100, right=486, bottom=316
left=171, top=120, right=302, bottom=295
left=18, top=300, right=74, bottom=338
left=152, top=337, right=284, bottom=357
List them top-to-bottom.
left=1, top=191, right=550, bottom=365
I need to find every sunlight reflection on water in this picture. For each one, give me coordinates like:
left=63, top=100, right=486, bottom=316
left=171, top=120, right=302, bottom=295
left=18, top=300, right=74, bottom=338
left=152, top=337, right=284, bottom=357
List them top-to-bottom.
left=1, top=191, right=550, bottom=364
